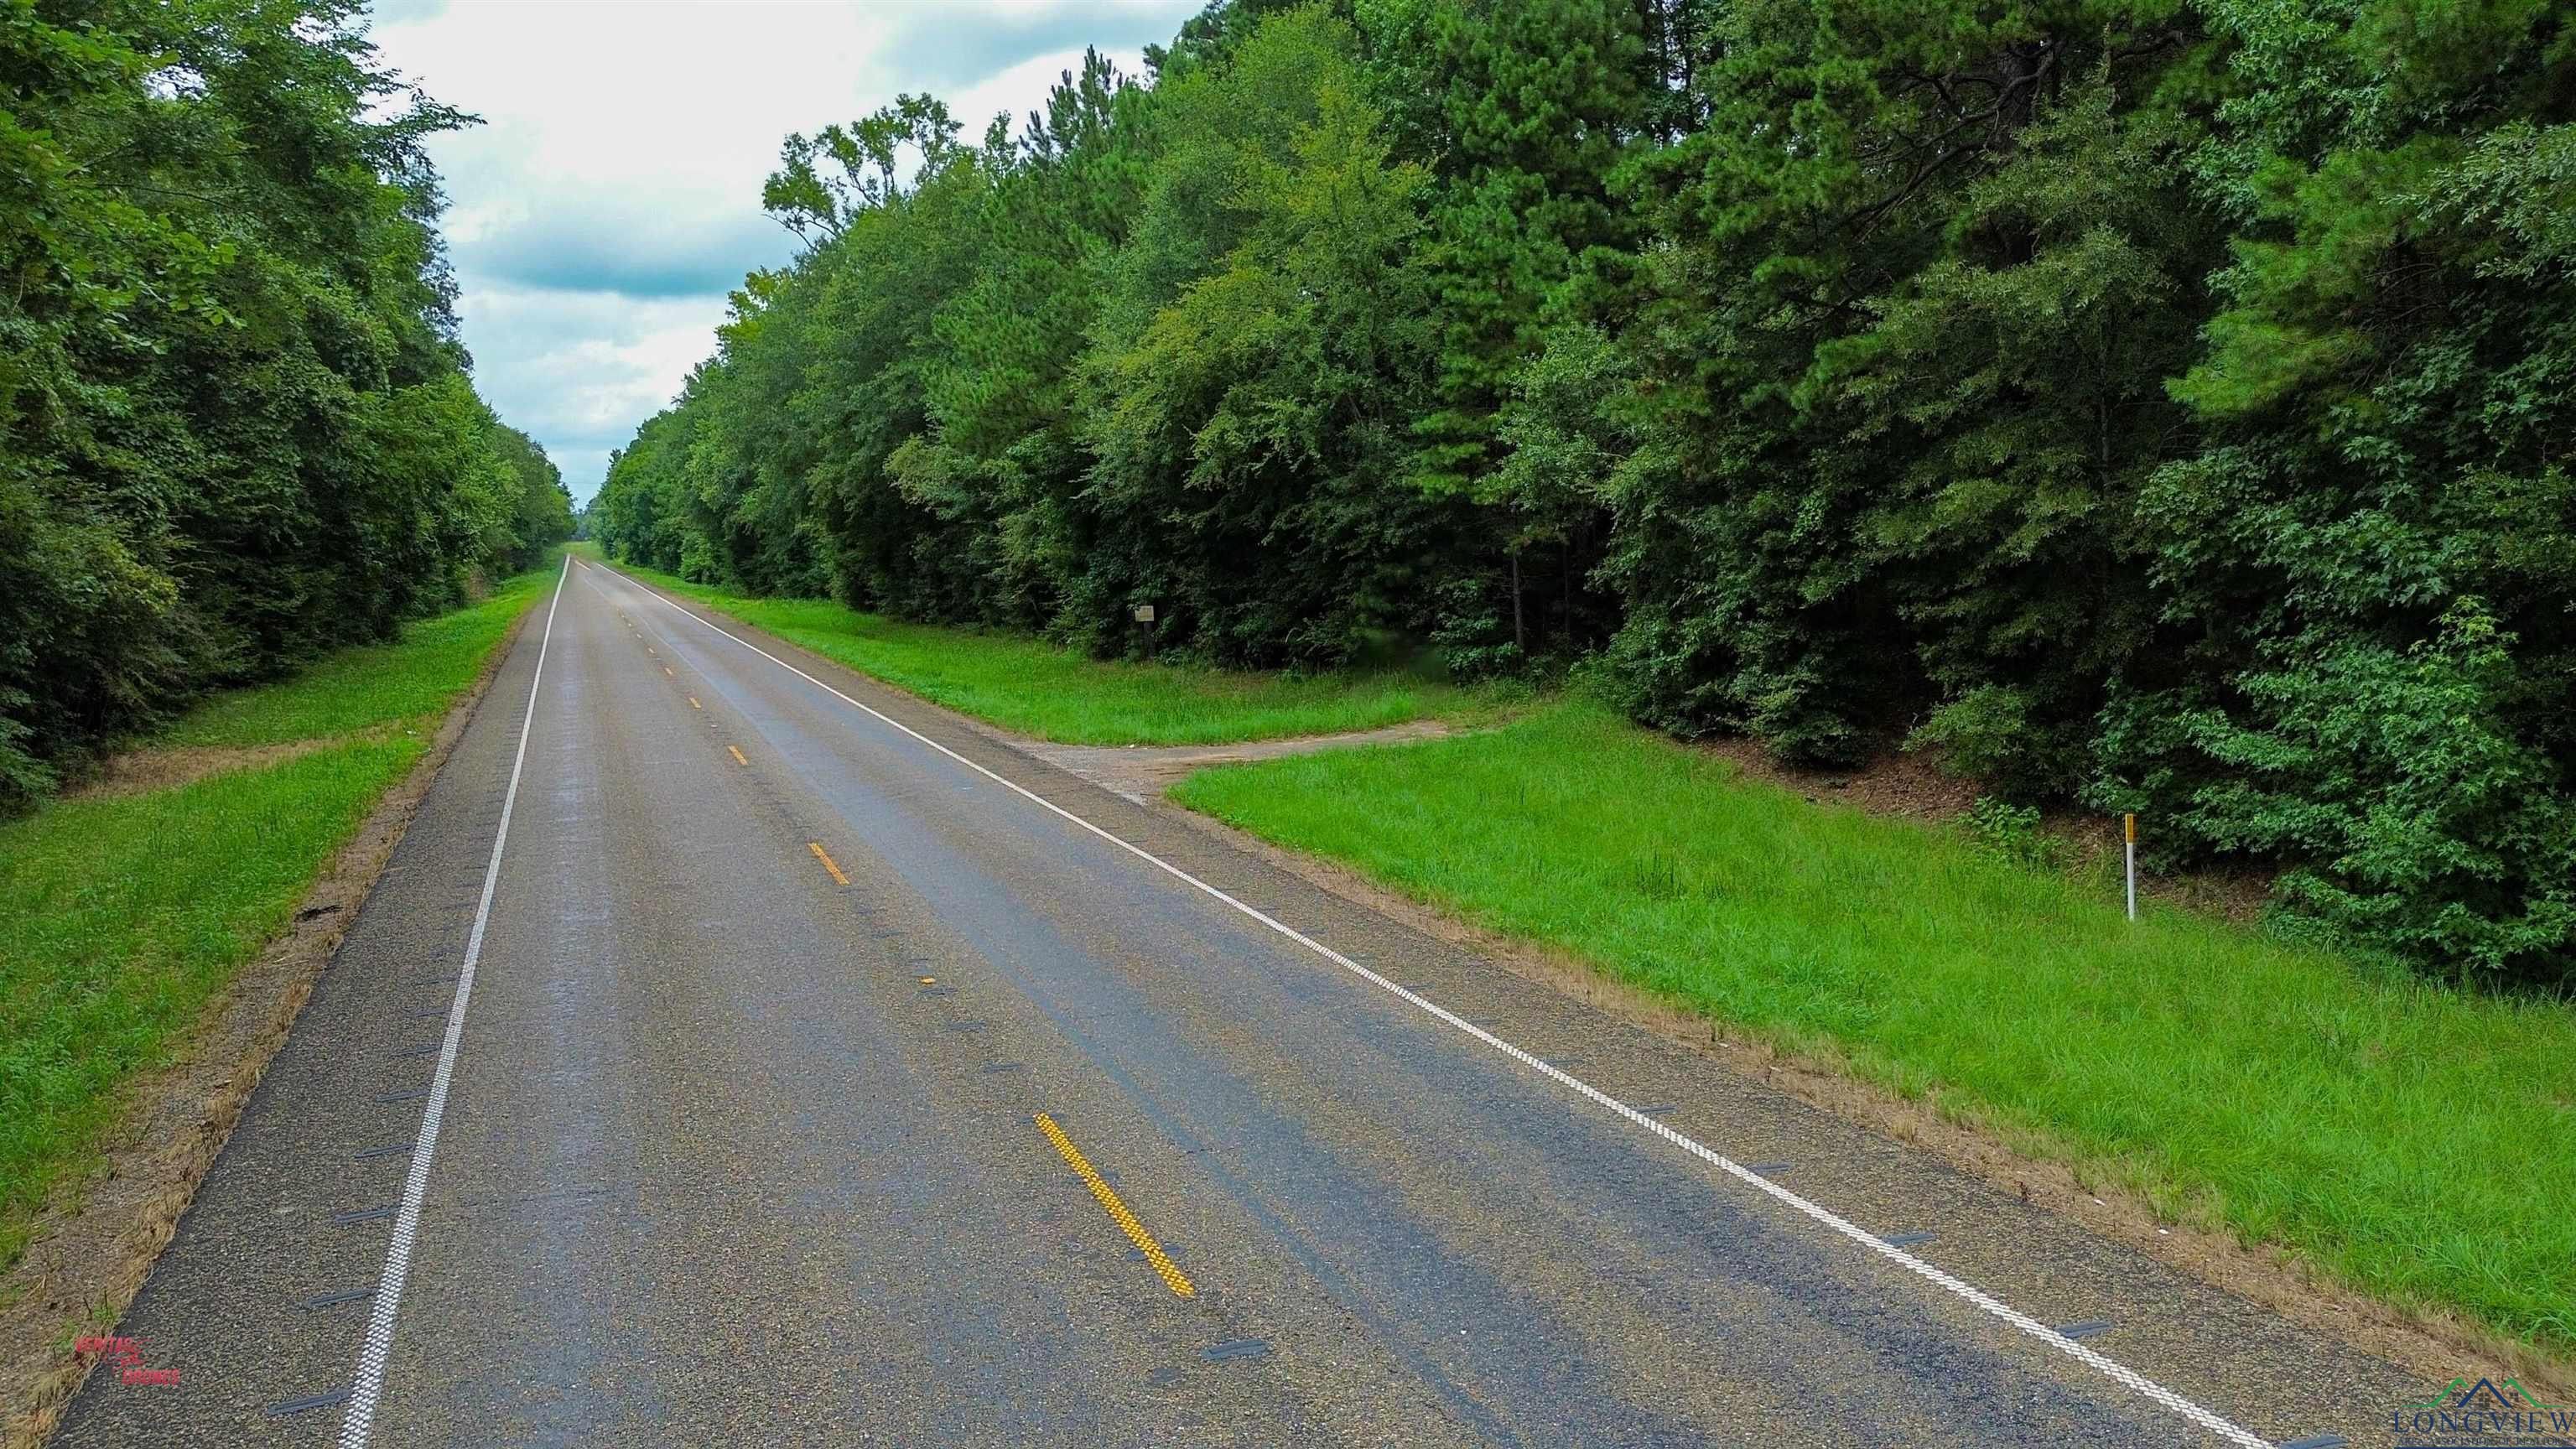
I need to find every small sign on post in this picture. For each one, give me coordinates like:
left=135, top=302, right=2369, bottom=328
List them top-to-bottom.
left=1132, top=605, right=1156, bottom=623
left=2123, top=813, right=2137, bottom=921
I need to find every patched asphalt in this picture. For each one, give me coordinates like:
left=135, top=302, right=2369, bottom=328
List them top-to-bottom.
left=52, top=558, right=2434, bottom=1447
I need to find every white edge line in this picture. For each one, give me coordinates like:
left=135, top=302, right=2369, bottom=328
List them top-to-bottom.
left=337, top=554, right=571, bottom=1448
left=589, top=558, right=2278, bottom=1449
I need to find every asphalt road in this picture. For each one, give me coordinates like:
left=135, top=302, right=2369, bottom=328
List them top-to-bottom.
left=55, top=557, right=2431, bottom=1448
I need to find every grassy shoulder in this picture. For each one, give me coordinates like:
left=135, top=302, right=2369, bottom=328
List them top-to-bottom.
left=586, top=546, right=1493, bottom=745
left=0, top=562, right=557, bottom=1270
left=156, top=579, right=559, bottom=750
left=1170, top=699, right=2576, bottom=1360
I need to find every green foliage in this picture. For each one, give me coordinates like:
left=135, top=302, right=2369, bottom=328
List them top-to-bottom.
left=0, top=0, right=565, bottom=809
left=594, top=0, right=2576, bottom=985
left=1367, top=0, right=1651, bottom=668
left=2094, top=1, right=2576, bottom=982
left=1081, top=13, right=1454, bottom=666
left=159, top=565, right=561, bottom=750
left=2107, top=600, right=2576, bottom=979
left=1963, top=795, right=2068, bottom=873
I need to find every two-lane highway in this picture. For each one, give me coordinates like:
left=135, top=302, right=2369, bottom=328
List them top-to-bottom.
left=55, top=557, right=2418, bottom=1447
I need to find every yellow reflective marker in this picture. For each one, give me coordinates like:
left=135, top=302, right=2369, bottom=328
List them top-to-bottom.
left=726, top=745, right=748, bottom=766
left=808, top=841, right=851, bottom=886
left=1033, top=1113, right=1194, bottom=1297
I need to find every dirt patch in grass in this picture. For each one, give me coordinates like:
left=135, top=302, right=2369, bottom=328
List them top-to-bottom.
left=0, top=608, right=531, bottom=1449
left=1027, top=719, right=1456, bottom=800
left=69, top=735, right=376, bottom=800
left=1700, top=735, right=1985, bottom=822
left=1151, top=755, right=2574, bottom=1405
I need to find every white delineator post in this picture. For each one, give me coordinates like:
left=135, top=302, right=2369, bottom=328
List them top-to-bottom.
left=2124, top=813, right=2137, bottom=921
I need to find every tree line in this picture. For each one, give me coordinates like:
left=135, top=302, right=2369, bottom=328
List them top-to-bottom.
left=1, top=0, right=572, bottom=805
left=589, top=0, right=2573, bottom=987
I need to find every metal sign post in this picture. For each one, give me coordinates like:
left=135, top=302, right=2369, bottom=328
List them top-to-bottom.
left=1133, top=603, right=1156, bottom=662
left=2123, top=813, right=2137, bottom=921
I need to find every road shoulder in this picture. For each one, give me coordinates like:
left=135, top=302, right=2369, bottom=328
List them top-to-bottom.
left=0, top=604, right=538, bottom=1449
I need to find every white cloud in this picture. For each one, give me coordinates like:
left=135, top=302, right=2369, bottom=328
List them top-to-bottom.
left=368, top=0, right=1195, bottom=501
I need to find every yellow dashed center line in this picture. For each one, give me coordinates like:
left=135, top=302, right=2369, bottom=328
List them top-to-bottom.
left=663, top=665, right=673, bottom=678
left=688, top=696, right=701, bottom=709
left=726, top=745, right=748, bottom=766
left=808, top=841, right=851, bottom=886
left=1033, top=1113, right=1194, bottom=1297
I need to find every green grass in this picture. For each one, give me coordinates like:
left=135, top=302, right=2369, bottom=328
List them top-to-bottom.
left=589, top=548, right=1488, bottom=745
left=0, top=561, right=556, bottom=1269
left=158, top=574, right=560, bottom=749
left=1171, top=699, right=2576, bottom=1358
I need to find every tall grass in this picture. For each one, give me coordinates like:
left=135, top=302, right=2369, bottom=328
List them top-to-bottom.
left=596, top=550, right=1488, bottom=745
left=0, top=562, right=556, bottom=1268
left=1171, top=699, right=2576, bottom=1356
left=0, top=744, right=418, bottom=1260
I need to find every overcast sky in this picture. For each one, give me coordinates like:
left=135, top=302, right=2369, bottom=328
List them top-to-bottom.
left=369, top=0, right=1200, bottom=503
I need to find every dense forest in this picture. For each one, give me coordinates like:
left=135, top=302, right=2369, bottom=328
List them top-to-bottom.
left=1, top=0, right=571, bottom=804
left=589, top=0, right=2573, bottom=987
